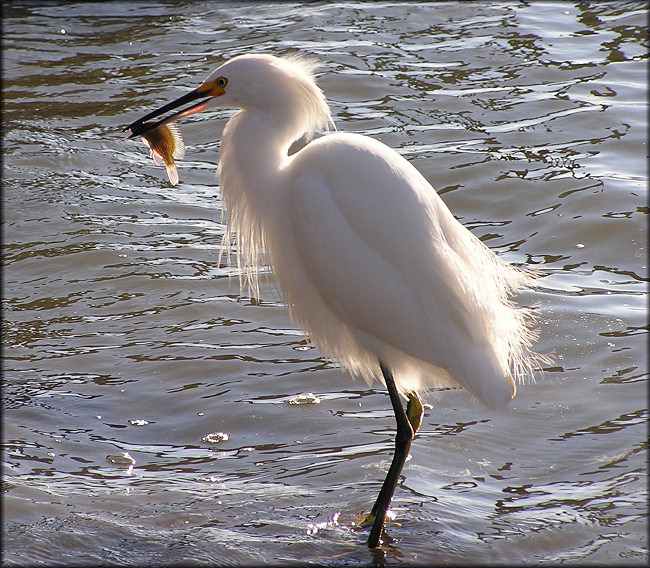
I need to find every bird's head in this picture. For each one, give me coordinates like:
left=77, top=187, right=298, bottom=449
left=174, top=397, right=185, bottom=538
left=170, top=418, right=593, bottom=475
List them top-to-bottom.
left=124, top=53, right=333, bottom=140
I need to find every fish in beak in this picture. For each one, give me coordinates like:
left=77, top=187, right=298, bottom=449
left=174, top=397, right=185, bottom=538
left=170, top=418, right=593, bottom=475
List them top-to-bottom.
left=123, top=79, right=227, bottom=184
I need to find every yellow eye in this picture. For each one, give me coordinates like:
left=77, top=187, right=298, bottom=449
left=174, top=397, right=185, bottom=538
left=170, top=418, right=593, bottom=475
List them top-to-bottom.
left=216, top=77, right=228, bottom=88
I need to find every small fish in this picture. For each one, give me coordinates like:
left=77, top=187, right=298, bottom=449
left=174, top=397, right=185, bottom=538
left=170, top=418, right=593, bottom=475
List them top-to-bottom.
left=137, top=121, right=185, bottom=186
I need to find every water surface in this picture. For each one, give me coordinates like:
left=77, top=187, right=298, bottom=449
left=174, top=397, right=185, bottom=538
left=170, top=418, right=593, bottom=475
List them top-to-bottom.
left=2, top=1, right=647, bottom=565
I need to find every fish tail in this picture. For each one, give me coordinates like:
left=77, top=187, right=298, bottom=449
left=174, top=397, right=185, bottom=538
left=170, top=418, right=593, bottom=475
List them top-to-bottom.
left=165, top=163, right=179, bottom=186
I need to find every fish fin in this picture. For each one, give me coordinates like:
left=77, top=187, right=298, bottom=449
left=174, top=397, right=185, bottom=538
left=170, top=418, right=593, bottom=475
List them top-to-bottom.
left=168, top=123, right=185, bottom=160
left=142, top=137, right=166, bottom=166
left=151, top=150, right=165, bottom=167
left=166, top=164, right=179, bottom=186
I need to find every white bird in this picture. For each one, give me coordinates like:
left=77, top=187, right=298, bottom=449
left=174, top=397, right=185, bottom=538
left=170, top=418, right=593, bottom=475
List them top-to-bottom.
left=125, top=53, right=542, bottom=549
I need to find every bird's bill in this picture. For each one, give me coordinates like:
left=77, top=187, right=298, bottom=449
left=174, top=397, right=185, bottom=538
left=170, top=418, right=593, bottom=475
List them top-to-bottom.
left=123, top=80, right=225, bottom=139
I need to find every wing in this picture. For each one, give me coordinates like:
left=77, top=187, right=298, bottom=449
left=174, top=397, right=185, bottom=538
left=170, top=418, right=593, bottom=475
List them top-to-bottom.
left=281, top=132, right=520, bottom=408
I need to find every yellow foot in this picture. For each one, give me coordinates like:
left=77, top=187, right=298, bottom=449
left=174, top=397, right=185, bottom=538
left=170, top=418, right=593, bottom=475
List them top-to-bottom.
left=406, top=393, right=424, bottom=433
left=355, top=508, right=397, bottom=529
left=359, top=511, right=375, bottom=527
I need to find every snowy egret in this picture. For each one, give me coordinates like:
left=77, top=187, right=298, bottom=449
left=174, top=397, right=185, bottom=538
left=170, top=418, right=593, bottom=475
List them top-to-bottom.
left=125, top=53, right=542, bottom=549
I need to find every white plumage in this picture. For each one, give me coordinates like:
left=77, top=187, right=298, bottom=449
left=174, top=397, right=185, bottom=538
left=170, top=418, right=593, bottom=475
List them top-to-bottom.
left=208, top=54, right=538, bottom=409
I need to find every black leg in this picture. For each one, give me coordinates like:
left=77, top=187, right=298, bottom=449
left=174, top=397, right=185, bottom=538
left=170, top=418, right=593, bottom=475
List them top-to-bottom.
left=367, top=362, right=423, bottom=548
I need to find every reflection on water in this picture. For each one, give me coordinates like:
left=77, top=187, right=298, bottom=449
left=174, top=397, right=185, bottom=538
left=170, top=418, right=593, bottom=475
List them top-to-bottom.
left=2, top=1, right=647, bottom=565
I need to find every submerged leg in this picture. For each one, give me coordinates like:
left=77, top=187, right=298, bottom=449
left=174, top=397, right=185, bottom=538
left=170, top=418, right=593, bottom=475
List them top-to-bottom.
left=367, top=362, right=424, bottom=549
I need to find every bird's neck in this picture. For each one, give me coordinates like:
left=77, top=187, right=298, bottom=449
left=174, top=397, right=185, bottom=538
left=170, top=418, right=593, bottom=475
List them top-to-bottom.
left=217, top=109, right=304, bottom=286
left=218, top=110, right=300, bottom=218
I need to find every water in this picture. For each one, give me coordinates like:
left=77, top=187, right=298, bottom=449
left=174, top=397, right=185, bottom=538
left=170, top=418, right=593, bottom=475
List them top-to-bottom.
left=2, top=1, right=647, bottom=565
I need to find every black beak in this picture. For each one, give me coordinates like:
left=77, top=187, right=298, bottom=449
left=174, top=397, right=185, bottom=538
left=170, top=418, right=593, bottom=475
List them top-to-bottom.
left=123, top=87, right=212, bottom=139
